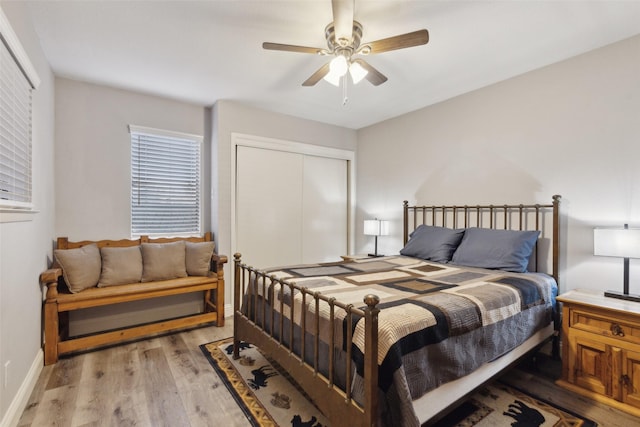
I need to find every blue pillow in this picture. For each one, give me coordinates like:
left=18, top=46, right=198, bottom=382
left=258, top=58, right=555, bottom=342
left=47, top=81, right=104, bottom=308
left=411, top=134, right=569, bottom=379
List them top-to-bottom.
left=400, top=225, right=465, bottom=263
left=451, top=227, right=540, bottom=273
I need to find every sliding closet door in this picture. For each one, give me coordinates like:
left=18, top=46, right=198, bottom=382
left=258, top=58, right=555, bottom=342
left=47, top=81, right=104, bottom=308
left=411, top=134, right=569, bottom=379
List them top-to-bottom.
left=235, top=143, right=348, bottom=269
left=236, top=146, right=303, bottom=269
left=302, top=155, right=347, bottom=263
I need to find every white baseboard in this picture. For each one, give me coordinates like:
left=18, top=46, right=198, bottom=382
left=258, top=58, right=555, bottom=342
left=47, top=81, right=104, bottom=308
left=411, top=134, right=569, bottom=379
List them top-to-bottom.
left=225, top=303, right=233, bottom=317
left=0, top=349, right=43, bottom=427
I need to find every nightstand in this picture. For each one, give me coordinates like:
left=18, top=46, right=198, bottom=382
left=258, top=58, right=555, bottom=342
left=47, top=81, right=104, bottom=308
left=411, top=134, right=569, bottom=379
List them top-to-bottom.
left=556, top=289, right=640, bottom=417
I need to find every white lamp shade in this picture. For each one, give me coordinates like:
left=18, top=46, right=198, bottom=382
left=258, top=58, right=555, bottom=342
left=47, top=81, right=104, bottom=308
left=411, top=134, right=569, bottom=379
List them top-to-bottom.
left=324, top=55, right=350, bottom=86
left=329, top=55, right=348, bottom=76
left=349, top=61, right=368, bottom=84
left=323, top=72, right=341, bottom=86
left=364, top=219, right=389, bottom=236
left=594, top=227, right=640, bottom=259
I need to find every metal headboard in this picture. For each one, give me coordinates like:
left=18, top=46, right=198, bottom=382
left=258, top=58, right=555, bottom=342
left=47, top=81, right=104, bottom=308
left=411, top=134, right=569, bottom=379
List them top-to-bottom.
left=403, top=195, right=561, bottom=282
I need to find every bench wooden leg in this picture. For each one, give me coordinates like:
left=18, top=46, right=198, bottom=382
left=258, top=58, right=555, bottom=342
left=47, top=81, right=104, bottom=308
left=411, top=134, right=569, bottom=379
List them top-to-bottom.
left=216, top=278, right=225, bottom=326
left=44, top=301, right=59, bottom=365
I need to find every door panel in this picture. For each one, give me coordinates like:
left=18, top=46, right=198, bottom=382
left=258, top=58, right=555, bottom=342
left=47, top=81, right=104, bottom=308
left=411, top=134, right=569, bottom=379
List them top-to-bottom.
left=236, top=145, right=303, bottom=269
left=302, top=155, right=348, bottom=263
left=571, top=331, right=609, bottom=396
left=623, top=349, right=640, bottom=408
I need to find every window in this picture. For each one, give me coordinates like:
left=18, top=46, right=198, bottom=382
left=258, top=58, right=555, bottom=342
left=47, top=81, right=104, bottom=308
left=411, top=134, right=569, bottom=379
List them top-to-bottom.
left=0, top=8, right=40, bottom=213
left=130, top=125, right=202, bottom=237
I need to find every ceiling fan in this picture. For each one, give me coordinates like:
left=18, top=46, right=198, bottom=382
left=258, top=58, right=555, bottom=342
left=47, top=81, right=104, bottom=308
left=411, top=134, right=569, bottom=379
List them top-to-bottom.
left=263, top=0, right=429, bottom=87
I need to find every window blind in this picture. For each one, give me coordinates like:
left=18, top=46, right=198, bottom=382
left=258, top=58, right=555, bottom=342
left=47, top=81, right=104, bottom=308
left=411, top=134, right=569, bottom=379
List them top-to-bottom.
left=0, top=37, right=33, bottom=209
left=130, top=126, right=202, bottom=236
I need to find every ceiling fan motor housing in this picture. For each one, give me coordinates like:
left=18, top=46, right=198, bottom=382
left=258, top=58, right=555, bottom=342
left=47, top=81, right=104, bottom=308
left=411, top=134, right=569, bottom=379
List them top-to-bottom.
left=325, top=20, right=364, bottom=54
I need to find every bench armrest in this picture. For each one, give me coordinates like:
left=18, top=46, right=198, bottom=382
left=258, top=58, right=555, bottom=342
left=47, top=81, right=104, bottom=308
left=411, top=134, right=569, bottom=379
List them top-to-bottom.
left=211, top=254, right=228, bottom=274
left=40, top=268, right=63, bottom=300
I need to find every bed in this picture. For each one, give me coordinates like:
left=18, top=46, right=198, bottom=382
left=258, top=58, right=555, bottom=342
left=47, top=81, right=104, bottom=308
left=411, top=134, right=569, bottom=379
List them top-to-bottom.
left=232, top=195, right=561, bottom=427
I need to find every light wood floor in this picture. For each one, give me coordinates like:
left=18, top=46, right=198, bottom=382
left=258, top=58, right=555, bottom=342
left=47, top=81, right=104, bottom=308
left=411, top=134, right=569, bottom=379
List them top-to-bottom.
left=18, top=319, right=638, bottom=426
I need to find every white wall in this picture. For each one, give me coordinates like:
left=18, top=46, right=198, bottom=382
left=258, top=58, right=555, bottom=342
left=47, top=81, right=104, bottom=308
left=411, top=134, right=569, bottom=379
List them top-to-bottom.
left=0, top=2, right=55, bottom=425
left=356, top=34, right=640, bottom=296
left=212, top=100, right=357, bottom=307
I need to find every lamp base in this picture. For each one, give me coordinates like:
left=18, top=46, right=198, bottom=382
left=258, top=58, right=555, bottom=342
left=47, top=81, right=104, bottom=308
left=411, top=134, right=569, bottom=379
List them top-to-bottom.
left=367, top=253, right=384, bottom=258
left=604, top=290, right=640, bottom=303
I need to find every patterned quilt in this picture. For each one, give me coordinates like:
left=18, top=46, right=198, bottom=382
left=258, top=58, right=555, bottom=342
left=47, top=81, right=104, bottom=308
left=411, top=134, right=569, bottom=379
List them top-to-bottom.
left=247, top=255, right=558, bottom=426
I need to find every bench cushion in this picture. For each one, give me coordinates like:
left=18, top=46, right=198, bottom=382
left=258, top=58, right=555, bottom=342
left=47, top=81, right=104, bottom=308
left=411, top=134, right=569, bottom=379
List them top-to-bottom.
left=141, top=241, right=187, bottom=282
left=186, top=241, right=215, bottom=276
left=54, top=243, right=101, bottom=293
left=98, top=246, right=143, bottom=287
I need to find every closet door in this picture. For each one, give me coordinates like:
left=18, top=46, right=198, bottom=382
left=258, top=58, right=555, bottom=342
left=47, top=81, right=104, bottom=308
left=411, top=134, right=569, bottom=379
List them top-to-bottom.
left=236, top=145, right=348, bottom=269
left=236, top=145, right=303, bottom=269
left=302, top=155, right=348, bottom=263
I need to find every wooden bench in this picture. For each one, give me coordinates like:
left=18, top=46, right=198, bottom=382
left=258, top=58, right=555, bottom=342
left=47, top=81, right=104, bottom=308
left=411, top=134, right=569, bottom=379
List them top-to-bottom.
left=40, top=233, right=226, bottom=365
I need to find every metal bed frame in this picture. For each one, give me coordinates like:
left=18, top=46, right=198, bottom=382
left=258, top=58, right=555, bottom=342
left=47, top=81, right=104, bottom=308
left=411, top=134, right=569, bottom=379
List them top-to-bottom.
left=233, top=195, right=561, bottom=427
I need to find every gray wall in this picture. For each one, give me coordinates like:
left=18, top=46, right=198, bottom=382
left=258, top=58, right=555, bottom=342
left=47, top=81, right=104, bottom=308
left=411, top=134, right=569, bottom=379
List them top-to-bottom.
left=0, top=2, right=55, bottom=425
left=356, top=34, right=640, bottom=295
left=54, top=77, right=209, bottom=240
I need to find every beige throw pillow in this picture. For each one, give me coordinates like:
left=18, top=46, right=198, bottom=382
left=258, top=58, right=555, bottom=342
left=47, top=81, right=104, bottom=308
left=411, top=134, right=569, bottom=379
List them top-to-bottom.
left=140, top=241, right=187, bottom=282
left=186, top=241, right=215, bottom=276
left=54, top=243, right=101, bottom=293
left=98, top=246, right=143, bottom=287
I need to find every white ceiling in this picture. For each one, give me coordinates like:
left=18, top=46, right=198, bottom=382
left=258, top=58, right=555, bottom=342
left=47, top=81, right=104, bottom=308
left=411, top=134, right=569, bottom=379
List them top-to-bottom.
left=24, top=0, right=640, bottom=129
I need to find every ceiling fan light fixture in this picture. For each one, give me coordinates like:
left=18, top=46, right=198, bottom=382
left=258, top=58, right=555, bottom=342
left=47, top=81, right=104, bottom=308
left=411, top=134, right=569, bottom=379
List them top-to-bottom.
left=323, top=54, right=348, bottom=86
left=329, top=55, right=348, bottom=76
left=349, top=61, right=368, bottom=84
left=323, top=71, right=342, bottom=87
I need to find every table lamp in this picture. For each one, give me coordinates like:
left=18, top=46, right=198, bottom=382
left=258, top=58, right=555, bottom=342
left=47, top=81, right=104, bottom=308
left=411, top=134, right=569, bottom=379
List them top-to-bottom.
left=364, top=218, right=389, bottom=257
left=594, top=224, right=640, bottom=302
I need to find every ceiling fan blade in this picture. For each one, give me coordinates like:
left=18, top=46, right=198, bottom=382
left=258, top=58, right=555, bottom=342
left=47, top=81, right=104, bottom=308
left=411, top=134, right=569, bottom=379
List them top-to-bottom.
left=332, top=0, right=354, bottom=43
left=365, top=29, right=429, bottom=54
left=263, top=42, right=322, bottom=55
left=353, top=58, right=387, bottom=86
left=302, top=62, right=331, bottom=86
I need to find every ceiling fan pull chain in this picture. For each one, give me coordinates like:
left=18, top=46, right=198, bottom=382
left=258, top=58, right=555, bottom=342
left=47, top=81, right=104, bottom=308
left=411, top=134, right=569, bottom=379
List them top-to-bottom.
left=342, top=75, right=349, bottom=106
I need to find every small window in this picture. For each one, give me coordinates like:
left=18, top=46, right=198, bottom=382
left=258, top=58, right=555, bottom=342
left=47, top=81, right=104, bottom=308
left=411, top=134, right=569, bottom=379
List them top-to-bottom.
left=0, top=8, right=40, bottom=213
left=129, top=125, right=202, bottom=237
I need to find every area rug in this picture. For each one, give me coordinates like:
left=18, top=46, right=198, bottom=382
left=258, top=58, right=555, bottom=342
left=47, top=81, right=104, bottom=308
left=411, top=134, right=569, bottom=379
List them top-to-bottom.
left=200, top=338, right=597, bottom=427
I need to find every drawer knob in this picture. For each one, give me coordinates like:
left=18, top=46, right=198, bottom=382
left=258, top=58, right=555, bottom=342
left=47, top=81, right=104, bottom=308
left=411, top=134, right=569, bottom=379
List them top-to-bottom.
left=611, top=323, right=625, bottom=337
left=622, top=374, right=631, bottom=388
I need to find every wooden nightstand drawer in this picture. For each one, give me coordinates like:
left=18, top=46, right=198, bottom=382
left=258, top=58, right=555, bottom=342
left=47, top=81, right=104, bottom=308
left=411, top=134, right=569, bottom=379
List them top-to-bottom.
left=570, top=308, right=640, bottom=346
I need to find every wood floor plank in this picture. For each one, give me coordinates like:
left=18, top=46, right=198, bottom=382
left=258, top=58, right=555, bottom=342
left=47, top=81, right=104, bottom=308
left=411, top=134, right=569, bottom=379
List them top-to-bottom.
left=107, top=344, right=152, bottom=427
left=139, top=346, right=191, bottom=426
left=70, top=349, right=112, bottom=425
left=45, top=353, right=84, bottom=390
left=27, top=383, right=80, bottom=426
